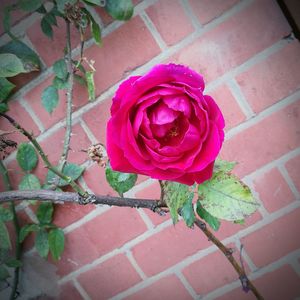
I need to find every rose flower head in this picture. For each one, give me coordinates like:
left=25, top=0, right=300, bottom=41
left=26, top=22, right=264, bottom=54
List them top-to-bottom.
left=106, top=64, right=225, bottom=185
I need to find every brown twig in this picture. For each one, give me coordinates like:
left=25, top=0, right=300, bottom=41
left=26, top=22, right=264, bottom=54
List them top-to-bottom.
left=0, top=190, right=165, bottom=211
left=194, top=218, right=264, bottom=300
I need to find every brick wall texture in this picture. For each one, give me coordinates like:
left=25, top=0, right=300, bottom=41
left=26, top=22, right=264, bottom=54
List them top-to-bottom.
left=1, top=0, right=300, bottom=299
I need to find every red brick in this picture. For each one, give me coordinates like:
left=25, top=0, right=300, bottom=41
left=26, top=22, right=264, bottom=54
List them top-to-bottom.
left=146, top=0, right=194, bottom=46
left=170, top=0, right=290, bottom=82
left=188, top=0, right=239, bottom=25
left=83, top=16, right=160, bottom=97
left=27, top=18, right=82, bottom=66
left=237, top=41, right=300, bottom=113
left=24, top=76, right=87, bottom=130
left=208, top=84, right=246, bottom=130
left=82, top=98, right=112, bottom=145
left=0, top=100, right=40, bottom=149
left=221, top=100, right=300, bottom=177
left=285, top=154, right=300, bottom=193
left=5, top=159, right=26, bottom=190
left=83, top=163, right=117, bottom=196
left=253, top=168, right=295, bottom=213
left=135, top=181, right=168, bottom=226
left=52, top=202, right=95, bottom=228
left=55, top=207, right=147, bottom=275
left=241, top=208, right=300, bottom=267
left=214, top=210, right=262, bottom=242
left=132, top=221, right=211, bottom=276
left=183, top=244, right=248, bottom=294
left=78, top=254, right=142, bottom=299
left=215, top=265, right=300, bottom=300
left=125, top=275, right=193, bottom=300
left=56, top=282, right=83, bottom=300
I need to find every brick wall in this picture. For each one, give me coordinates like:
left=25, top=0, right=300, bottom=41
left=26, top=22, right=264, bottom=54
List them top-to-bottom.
left=1, top=0, right=300, bottom=299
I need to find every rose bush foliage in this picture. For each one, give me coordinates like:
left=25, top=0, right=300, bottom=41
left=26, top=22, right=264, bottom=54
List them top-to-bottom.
left=107, top=64, right=225, bottom=185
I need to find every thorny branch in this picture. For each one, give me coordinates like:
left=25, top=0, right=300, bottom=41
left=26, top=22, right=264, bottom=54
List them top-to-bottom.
left=51, top=20, right=75, bottom=189
left=0, top=112, right=88, bottom=198
left=0, top=190, right=165, bottom=212
left=194, top=219, right=264, bottom=300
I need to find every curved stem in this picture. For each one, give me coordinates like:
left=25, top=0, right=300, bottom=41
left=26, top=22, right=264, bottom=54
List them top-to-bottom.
left=0, top=113, right=88, bottom=198
left=0, top=161, right=21, bottom=300
left=194, top=218, right=264, bottom=300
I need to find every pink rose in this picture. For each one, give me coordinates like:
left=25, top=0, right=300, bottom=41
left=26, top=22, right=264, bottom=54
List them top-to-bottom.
left=106, top=64, right=225, bottom=185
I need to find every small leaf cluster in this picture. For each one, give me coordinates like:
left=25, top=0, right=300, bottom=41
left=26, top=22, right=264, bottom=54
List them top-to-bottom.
left=2, top=1, right=135, bottom=114
left=13, top=143, right=84, bottom=260
left=160, top=159, right=259, bottom=231
left=19, top=203, right=65, bottom=261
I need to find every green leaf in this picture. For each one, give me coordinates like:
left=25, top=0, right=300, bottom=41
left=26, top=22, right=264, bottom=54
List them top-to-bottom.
left=19, top=0, right=43, bottom=12
left=84, top=0, right=104, bottom=5
left=105, top=0, right=133, bottom=21
left=82, top=8, right=101, bottom=45
left=44, top=13, right=57, bottom=26
left=41, top=17, right=53, bottom=39
left=91, top=18, right=101, bottom=45
left=0, top=40, right=41, bottom=73
left=0, top=53, right=25, bottom=77
left=53, top=59, right=68, bottom=80
left=86, top=71, right=95, bottom=101
left=74, top=74, right=86, bottom=86
left=52, top=76, right=70, bottom=89
left=0, top=77, right=15, bottom=102
left=41, top=85, right=59, bottom=114
left=0, top=103, right=8, bottom=113
left=16, top=143, right=38, bottom=171
left=213, top=159, right=237, bottom=174
left=105, top=162, right=137, bottom=197
left=46, top=163, right=85, bottom=187
left=198, top=172, right=259, bottom=221
left=18, top=174, right=41, bottom=190
left=18, top=174, right=40, bottom=204
left=160, top=181, right=193, bottom=224
left=180, top=193, right=195, bottom=228
left=196, top=200, right=220, bottom=231
left=36, top=202, right=53, bottom=224
left=0, top=205, right=13, bottom=222
left=0, top=221, right=11, bottom=250
left=19, top=223, right=39, bottom=243
left=48, top=228, right=64, bottom=260
left=35, top=229, right=49, bottom=258
left=5, top=258, right=22, bottom=268
left=0, top=265, right=10, bottom=281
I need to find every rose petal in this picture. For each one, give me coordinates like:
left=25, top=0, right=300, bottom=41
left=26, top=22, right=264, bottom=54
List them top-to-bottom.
left=111, top=76, right=140, bottom=114
left=163, top=94, right=192, bottom=117
left=149, top=101, right=180, bottom=125
left=189, top=122, right=221, bottom=171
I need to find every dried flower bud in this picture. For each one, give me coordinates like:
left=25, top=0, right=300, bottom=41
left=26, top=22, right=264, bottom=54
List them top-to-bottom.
left=86, top=143, right=107, bottom=167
